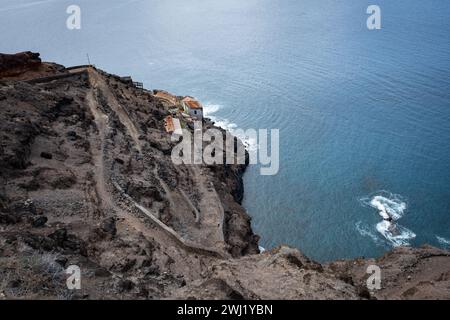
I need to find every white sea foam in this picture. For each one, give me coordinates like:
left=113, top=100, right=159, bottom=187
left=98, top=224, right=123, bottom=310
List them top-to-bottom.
left=203, top=103, right=258, bottom=151
left=203, top=103, right=222, bottom=115
left=203, top=103, right=236, bottom=131
left=359, top=191, right=415, bottom=247
left=364, top=192, right=407, bottom=221
left=376, top=220, right=416, bottom=247
left=355, top=221, right=384, bottom=246
left=436, top=236, right=450, bottom=248
left=258, top=246, right=266, bottom=253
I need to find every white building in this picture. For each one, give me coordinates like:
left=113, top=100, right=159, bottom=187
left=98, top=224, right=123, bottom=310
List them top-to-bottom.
left=181, top=97, right=203, bottom=119
left=164, top=115, right=183, bottom=136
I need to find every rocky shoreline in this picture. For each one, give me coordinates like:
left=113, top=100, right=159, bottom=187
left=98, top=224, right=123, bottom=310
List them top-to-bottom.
left=0, top=52, right=449, bottom=300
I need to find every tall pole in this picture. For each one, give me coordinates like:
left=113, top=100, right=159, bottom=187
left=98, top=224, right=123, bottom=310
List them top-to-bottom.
left=86, top=53, right=91, bottom=65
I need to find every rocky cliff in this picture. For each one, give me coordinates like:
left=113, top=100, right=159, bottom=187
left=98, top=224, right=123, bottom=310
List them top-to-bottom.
left=0, top=52, right=449, bottom=300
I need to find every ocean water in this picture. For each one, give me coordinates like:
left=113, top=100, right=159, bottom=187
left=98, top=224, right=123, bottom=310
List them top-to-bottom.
left=1, top=0, right=450, bottom=261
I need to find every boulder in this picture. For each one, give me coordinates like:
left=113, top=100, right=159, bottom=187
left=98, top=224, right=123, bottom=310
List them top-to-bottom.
left=40, top=152, right=53, bottom=159
left=31, top=216, right=48, bottom=228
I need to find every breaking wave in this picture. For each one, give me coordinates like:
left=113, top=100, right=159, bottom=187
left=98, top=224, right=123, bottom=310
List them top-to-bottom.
left=203, top=103, right=258, bottom=151
left=203, top=103, right=222, bottom=115
left=359, top=191, right=416, bottom=247
left=361, top=192, right=407, bottom=221
left=375, top=220, right=416, bottom=247
left=355, top=221, right=385, bottom=246
left=436, top=236, right=450, bottom=248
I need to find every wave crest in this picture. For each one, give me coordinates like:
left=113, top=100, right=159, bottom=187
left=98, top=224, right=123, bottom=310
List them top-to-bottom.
left=203, top=103, right=258, bottom=151
left=203, top=103, right=222, bottom=115
left=360, top=190, right=407, bottom=220
left=359, top=191, right=415, bottom=247
left=376, top=220, right=416, bottom=247
left=355, top=221, right=384, bottom=246
left=436, top=236, right=450, bottom=248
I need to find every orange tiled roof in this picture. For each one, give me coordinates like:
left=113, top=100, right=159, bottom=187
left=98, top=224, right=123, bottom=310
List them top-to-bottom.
left=183, top=97, right=203, bottom=109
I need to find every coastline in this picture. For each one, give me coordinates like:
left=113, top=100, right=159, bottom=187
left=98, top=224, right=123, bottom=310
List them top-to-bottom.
left=1, top=52, right=449, bottom=300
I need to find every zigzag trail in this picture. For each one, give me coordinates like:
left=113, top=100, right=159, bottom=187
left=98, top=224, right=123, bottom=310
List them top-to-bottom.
left=79, top=67, right=229, bottom=259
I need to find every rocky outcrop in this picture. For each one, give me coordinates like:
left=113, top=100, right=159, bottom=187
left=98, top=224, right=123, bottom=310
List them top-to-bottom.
left=0, top=52, right=65, bottom=80
left=0, top=52, right=42, bottom=76
left=0, top=53, right=449, bottom=300
left=327, top=245, right=450, bottom=300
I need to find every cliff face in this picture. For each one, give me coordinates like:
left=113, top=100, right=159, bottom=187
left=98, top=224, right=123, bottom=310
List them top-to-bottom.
left=0, top=53, right=449, bottom=300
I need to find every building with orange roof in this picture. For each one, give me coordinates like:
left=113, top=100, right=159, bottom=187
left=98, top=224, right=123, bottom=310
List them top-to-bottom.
left=181, top=96, right=203, bottom=119
left=164, top=115, right=182, bottom=135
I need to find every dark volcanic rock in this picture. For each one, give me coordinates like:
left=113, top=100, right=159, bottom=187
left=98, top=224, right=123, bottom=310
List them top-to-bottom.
left=0, top=51, right=41, bottom=77
left=1, top=121, right=40, bottom=170
left=40, top=152, right=53, bottom=159
left=0, top=212, right=20, bottom=224
left=31, top=216, right=48, bottom=228
left=99, top=217, right=117, bottom=240
left=101, top=217, right=117, bottom=235
left=48, top=228, right=68, bottom=244
left=45, top=229, right=88, bottom=256
left=23, top=233, right=57, bottom=251
left=118, top=279, right=135, bottom=292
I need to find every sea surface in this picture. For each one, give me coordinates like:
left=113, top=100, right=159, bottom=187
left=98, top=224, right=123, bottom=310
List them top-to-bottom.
left=2, top=0, right=450, bottom=261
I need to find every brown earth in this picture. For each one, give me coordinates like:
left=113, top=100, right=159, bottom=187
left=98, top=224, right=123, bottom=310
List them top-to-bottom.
left=0, top=51, right=66, bottom=81
left=0, top=52, right=449, bottom=300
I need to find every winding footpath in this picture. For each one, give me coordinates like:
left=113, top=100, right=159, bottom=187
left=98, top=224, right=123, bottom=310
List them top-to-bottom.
left=78, top=66, right=229, bottom=258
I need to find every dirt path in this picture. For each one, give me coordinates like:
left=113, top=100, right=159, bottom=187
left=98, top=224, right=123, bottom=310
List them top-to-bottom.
left=83, top=67, right=228, bottom=257
left=84, top=69, right=191, bottom=257
left=88, top=70, right=142, bottom=153
left=85, top=85, right=110, bottom=212
left=153, top=163, right=226, bottom=250
left=152, top=164, right=199, bottom=229
left=190, top=166, right=225, bottom=245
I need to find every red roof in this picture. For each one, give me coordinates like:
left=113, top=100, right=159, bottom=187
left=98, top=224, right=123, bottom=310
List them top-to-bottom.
left=183, top=97, right=203, bottom=109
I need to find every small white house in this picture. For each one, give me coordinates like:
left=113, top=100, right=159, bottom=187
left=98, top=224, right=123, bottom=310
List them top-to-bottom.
left=181, top=97, right=203, bottom=119
left=164, top=115, right=183, bottom=136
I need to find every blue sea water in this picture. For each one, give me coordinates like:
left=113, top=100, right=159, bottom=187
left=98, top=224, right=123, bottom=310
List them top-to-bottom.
left=1, top=0, right=450, bottom=261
